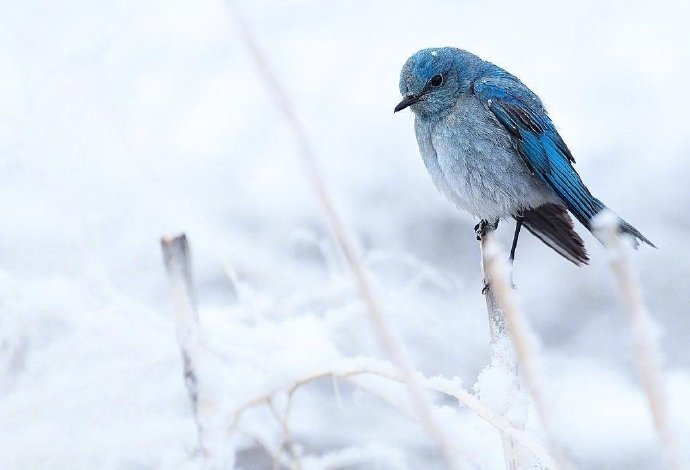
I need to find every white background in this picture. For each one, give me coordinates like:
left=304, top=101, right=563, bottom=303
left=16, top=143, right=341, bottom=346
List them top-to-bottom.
left=1, top=0, right=689, bottom=468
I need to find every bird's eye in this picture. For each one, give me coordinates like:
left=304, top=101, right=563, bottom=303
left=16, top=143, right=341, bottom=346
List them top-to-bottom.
left=430, top=74, right=443, bottom=87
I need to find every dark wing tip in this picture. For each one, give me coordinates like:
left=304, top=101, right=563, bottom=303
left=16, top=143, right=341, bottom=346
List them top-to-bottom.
left=520, top=204, right=589, bottom=266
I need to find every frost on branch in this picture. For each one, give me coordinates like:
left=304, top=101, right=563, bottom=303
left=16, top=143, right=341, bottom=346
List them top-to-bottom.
left=593, top=211, right=683, bottom=469
left=478, top=225, right=574, bottom=469
left=161, top=234, right=230, bottom=468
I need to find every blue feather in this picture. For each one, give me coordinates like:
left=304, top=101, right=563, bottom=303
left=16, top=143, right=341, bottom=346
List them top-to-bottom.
left=398, top=47, right=654, bottom=258
left=475, top=74, right=654, bottom=247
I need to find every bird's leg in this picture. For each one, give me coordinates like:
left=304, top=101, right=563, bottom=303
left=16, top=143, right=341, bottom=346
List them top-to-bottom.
left=509, top=216, right=524, bottom=264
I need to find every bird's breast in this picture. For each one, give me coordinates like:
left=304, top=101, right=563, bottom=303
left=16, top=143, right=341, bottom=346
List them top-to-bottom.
left=415, top=95, right=555, bottom=219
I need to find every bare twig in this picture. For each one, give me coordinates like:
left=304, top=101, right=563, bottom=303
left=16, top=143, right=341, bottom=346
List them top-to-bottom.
left=227, top=4, right=463, bottom=468
left=594, top=212, right=683, bottom=470
left=481, top=227, right=571, bottom=469
left=161, top=234, right=212, bottom=462
left=227, top=359, right=557, bottom=467
left=268, top=396, right=302, bottom=470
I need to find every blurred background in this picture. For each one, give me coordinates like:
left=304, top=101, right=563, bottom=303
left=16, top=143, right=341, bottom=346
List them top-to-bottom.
left=1, top=0, right=689, bottom=468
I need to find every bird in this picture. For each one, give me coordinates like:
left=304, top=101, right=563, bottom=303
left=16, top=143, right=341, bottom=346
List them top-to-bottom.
left=394, top=47, right=654, bottom=265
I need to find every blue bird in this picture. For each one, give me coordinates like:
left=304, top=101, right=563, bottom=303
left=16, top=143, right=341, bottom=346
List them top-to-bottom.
left=395, top=47, right=654, bottom=265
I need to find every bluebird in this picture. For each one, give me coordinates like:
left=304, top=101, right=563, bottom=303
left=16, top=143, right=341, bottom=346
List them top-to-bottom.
left=395, top=47, right=654, bottom=265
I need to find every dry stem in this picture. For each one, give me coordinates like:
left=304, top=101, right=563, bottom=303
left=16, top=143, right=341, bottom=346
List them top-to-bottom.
left=227, top=4, right=463, bottom=468
left=594, top=212, right=682, bottom=469
left=478, top=226, right=526, bottom=470
left=482, top=228, right=573, bottom=468
left=161, top=234, right=210, bottom=461
left=227, top=359, right=556, bottom=467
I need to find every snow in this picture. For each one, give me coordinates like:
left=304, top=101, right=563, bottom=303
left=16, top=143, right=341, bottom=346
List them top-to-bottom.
left=1, top=0, right=690, bottom=468
left=474, top=357, right=528, bottom=424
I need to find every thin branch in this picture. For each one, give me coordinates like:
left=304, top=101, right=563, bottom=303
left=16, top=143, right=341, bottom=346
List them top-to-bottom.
left=226, top=4, right=463, bottom=468
left=594, top=212, right=683, bottom=470
left=478, top=225, right=526, bottom=470
left=481, top=227, right=572, bottom=469
left=161, top=234, right=211, bottom=461
left=226, top=360, right=556, bottom=467
left=268, top=396, right=302, bottom=470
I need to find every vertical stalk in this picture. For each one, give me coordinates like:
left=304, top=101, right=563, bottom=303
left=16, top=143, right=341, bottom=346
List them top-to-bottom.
left=595, top=213, right=682, bottom=469
left=478, top=225, right=524, bottom=470
left=161, top=234, right=212, bottom=463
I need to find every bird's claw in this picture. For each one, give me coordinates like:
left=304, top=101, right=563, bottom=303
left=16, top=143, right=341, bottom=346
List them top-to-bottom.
left=475, top=219, right=499, bottom=240
left=475, top=220, right=487, bottom=240
left=474, top=221, right=482, bottom=240
left=481, top=282, right=490, bottom=295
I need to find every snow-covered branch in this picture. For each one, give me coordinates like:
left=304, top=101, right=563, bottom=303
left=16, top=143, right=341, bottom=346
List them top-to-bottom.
left=594, top=211, right=683, bottom=469
left=478, top=225, right=526, bottom=469
left=479, top=225, right=571, bottom=469
left=161, top=234, right=217, bottom=464
left=227, top=357, right=556, bottom=468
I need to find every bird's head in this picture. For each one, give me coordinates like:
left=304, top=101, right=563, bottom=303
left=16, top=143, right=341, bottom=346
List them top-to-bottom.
left=395, top=47, right=481, bottom=116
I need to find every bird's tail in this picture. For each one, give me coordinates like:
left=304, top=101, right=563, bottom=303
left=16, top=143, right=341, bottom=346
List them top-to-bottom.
left=573, top=196, right=655, bottom=248
left=521, top=204, right=589, bottom=265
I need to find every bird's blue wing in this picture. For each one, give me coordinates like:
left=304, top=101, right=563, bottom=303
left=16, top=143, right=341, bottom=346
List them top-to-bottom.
left=473, top=74, right=654, bottom=247
left=473, top=76, right=601, bottom=228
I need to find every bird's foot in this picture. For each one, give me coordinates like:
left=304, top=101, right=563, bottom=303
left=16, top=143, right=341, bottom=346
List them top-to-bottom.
left=475, top=219, right=499, bottom=240
left=473, top=221, right=482, bottom=239
left=481, top=281, right=490, bottom=295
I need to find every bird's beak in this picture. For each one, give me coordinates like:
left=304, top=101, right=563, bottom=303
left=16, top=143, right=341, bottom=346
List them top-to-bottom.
left=394, top=94, right=421, bottom=113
